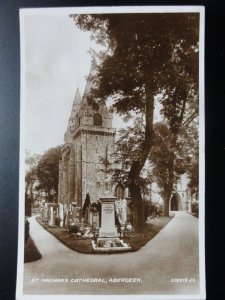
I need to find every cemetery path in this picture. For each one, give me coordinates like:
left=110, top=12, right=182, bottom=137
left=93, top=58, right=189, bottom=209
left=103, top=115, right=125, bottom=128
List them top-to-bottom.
left=23, top=211, right=201, bottom=297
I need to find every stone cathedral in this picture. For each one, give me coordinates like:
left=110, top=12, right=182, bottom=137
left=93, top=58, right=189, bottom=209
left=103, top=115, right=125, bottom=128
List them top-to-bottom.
left=58, top=69, right=194, bottom=219
left=58, top=71, right=118, bottom=210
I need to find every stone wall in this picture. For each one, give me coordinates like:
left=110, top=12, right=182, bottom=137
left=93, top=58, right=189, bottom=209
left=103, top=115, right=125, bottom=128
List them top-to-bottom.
left=80, top=131, right=115, bottom=205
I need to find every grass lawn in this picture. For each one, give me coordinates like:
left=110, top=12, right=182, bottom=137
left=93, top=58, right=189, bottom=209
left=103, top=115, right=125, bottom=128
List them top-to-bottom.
left=188, top=212, right=199, bottom=218
left=36, top=215, right=173, bottom=254
left=125, top=216, right=173, bottom=251
left=37, top=217, right=93, bottom=253
left=24, top=237, right=42, bottom=263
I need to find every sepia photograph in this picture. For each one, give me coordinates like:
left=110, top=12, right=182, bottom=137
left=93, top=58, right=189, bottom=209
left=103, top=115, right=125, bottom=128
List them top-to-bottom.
left=17, top=6, right=205, bottom=299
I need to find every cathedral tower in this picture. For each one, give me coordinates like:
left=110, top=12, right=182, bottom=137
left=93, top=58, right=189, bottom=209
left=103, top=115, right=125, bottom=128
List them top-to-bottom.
left=58, top=68, right=116, bottom=209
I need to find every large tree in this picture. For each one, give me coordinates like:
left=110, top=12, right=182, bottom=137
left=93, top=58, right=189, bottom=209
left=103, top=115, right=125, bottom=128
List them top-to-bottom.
left=72, top=13, right=199, bottom=231
left=156, top=77, right=198, bottom=215
left=100, top=115, right=150, bottom=192
left=107, top=117, right=198, bottom=218
left=183, top=119, right=199, bottom=200
left=149, top=121, right=198, bottom=214
left=35, top=146, right=62, bottom=202
left=25, top=151, right=41, bottom=216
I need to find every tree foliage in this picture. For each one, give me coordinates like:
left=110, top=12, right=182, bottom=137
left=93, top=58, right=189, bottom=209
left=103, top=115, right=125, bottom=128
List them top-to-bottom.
left=72, top=13, right=199, bottom=229
left=73, top=14, right=199, bottom=111
left=100, top=116, right=149, bottom=188
left=103, top=116, right=198, bottom=215
left=183, top=119, right=199, bottom=199
left=150, top=123, right=186, bottom=195
left=35, top=146, right=62, bottom=201
left=25, top=151, right=41, bottom=215
left=25, top=151, right=41, bottom=193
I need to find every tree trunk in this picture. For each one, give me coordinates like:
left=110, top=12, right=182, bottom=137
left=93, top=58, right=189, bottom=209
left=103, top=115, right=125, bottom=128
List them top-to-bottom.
left=128, top=85, right=155, bottom=232
left=162, top=93, right=188, bottom=216
left=163, top=133, right=177, bottom=217
left=163, top=181, right=174, bottom=217
left=30, top=183, right=34, bottom=201
left=129, top=183, right=145, bottom=233
left=25, top=195, right=31, bottom=217
left=163, top=196, right=170, bottom=217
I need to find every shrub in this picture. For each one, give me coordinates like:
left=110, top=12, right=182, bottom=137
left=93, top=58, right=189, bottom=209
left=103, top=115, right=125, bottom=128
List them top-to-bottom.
left=25, top=195, right=32, bottom=217
left=144, top=200, right=159, bottom=220
left=191, top=202, right=199, bottom=217
left=156, top=204, right=163, bottom=216
left=55, top=216, right=60, bottom=226
left=69, top=224, right=80, bottom=236
left=24, top=237, right=42, bottom=263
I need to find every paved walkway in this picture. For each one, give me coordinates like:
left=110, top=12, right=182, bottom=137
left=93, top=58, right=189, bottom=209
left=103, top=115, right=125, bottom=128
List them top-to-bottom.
left=23, top=212, right=200, bottom=296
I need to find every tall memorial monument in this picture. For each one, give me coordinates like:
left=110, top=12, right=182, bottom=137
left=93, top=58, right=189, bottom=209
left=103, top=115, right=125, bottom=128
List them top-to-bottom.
left=98, top=196, right=118, bottom=238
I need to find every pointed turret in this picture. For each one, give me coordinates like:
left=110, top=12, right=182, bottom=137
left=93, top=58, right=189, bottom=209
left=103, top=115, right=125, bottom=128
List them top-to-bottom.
left=82, top=61, right=96, bottom=104
left=64, top=88, right=81, bottom=143
left=67, top=88, right=81, bottom=129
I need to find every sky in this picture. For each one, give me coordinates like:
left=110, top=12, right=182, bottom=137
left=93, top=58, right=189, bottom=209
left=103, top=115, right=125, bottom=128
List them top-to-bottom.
left=23, top=13, right=162, bottom=155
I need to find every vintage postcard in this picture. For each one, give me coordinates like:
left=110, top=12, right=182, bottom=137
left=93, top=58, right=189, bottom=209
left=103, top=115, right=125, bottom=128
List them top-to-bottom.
left=17, top=6, right=205, bottom=300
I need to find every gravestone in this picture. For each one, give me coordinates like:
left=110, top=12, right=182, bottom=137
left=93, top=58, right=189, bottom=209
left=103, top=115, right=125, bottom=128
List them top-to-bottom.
left=98, top=196, right=117, bottom=238
left=115, top=198, right=127, bottom=225
left=121, top=198, right=127, bottom=224
left=71, top=202, right=77, bottom=219
left=43, top=203, right=48, bottom=222
left=59, top=203, right=64, bottom=227
left=48, top=206, right=56, bottom=227
left=74, top=206, right=81, bottom=223
left=89, top=208, right=93, bottom=226
left=64, top=211, right=70, bottom=230
left=92, top=212, right=99, bottom=229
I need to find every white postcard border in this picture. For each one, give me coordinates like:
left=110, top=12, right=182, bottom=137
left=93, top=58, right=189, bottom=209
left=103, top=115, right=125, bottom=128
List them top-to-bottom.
left=17, top=6, right=205, bottom=300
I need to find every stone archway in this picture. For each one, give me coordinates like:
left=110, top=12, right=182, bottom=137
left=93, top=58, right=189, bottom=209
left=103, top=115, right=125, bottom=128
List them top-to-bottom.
left=170, top=193, right=181, bottom=211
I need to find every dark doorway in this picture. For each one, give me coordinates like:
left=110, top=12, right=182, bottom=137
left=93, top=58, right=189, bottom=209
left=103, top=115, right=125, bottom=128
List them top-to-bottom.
left=170, top=193, right=180, bottom=211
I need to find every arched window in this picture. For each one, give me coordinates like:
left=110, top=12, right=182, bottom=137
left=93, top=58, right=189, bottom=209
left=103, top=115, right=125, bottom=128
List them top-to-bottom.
left=93, top=113, right=102, bottom=126
left=115, top=183, right=125, bottom=199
